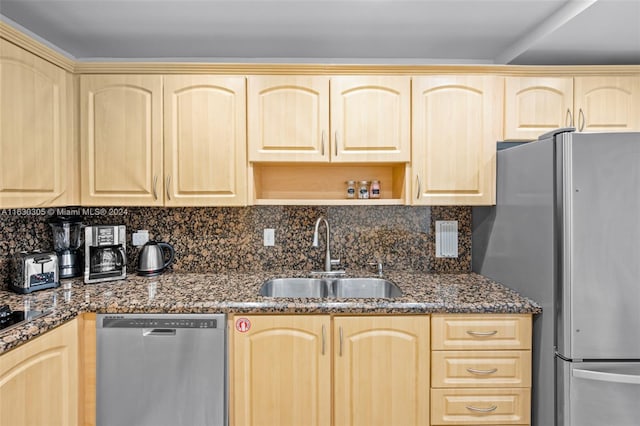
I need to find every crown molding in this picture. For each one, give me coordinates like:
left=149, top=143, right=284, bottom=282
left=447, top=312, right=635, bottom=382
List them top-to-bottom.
left=0, top=21, right=75, bottom=72
left=73, top=62, right=640, bottom=75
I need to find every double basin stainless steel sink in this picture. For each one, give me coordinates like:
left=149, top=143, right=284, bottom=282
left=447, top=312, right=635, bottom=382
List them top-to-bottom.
left=259, top=277, right=402, bottom=299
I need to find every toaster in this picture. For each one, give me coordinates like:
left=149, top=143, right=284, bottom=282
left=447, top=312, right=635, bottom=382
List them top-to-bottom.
left=11, top=251, right=60, bottom=294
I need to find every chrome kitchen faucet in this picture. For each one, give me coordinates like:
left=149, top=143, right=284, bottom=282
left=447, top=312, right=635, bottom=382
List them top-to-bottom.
left=311, top=216, right=344, bottom=275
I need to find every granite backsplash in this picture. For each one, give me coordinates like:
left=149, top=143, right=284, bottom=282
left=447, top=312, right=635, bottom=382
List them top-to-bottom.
left=0, top=206, right=471, bottom=289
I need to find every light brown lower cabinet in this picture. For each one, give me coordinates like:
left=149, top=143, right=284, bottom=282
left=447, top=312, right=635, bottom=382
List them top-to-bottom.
left=0, top=312, right=533, bottom=426
left=79, top=313, right=97, bottom=426
left=231, top=314, right=430, bottom=426
left=431, top=314, right=532, bottom=426
left=232, top=315, right=331, bottom=426
left=333, top=316, right=430, bottom=426
left=0, top=318, right=79, bottom=426
left=431, top=388, right=531, bottom=425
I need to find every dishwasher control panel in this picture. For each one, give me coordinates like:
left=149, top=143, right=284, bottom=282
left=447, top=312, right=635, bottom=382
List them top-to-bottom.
left=101, top=316, right=219, bottom=329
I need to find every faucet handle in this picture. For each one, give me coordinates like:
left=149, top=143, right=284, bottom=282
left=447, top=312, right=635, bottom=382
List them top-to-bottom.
left=330, top=258, right=341, bottom=267
left=368, top=261, right=384, bottom=276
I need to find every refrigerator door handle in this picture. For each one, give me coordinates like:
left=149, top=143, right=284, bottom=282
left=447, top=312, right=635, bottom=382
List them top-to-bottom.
left=573, top=368, right=640, bottom=385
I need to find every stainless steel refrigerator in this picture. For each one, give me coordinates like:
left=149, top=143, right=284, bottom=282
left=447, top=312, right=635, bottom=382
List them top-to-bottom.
left=473, top=129, right=640, bottom=426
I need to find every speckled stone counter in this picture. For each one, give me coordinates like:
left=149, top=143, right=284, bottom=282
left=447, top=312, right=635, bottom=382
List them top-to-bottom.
left=0, top=271, right=541, bottom=354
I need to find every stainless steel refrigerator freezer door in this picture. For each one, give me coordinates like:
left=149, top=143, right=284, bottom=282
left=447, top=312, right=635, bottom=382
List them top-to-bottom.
left=557, top=132, right=640, bottom=359
left=557, top=358, right=640, bottom=426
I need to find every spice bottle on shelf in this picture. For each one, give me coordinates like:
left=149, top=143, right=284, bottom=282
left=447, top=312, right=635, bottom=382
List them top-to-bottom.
left=346, top=180, right=356, bottom=199
left=369, top=180, right=381, bottom=199
left=358, top=181, right=369, bottom=199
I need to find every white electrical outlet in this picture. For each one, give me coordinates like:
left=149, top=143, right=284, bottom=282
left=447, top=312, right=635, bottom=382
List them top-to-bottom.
left=435, top=221, right=458, bottom=258
left=263, top=228, right=275, bottom=246
left=132, top=230, right=150, bottom=247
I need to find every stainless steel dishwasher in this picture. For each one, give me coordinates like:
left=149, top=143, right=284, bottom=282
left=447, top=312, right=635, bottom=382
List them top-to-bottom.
left=96, top=313, right=227, bottom=426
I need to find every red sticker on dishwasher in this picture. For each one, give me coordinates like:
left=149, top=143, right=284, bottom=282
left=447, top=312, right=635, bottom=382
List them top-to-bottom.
left=236, top=318, right=251, bottom=333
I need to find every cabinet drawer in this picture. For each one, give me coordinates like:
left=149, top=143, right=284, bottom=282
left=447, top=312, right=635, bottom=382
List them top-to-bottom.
left=432, top=315, right=531, bottom=350
left=432, top=351, right=531, bottom=388
left=431, top=388, right=530, bottom=425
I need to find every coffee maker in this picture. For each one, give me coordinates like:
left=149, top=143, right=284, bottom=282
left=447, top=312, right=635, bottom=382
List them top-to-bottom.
left=48, top=215, right=83, bottom=279
left=84, top=225, right=127, bottom=284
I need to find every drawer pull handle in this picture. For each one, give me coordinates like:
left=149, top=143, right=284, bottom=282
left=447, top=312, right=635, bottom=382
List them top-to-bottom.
left=466, top=330, right=498, bottom=337
left=467, top=367, right=498, bottom=375
left=466, top=405, right=497, bottom=413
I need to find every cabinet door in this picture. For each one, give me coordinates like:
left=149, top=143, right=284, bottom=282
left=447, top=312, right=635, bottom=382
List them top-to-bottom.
left=0, top=40, right=74, bottom=208
left=80, top=74, right=163, bottom=206
left=164, top=75, right=247, bottom=206
left=412, top=75, right=502, bottom=205
left=575, top=75, right=640, bottom=132
left=248, top=76, right=329, bottom=162
left=330, top=76, right=410, bottom=162
left=504, top=77, right=574, bottom=140
left=232, top=315, right=331, bottom=426
left=333, top=316, right=430, bottom=426
left=0, top=319, right=78, bottom=426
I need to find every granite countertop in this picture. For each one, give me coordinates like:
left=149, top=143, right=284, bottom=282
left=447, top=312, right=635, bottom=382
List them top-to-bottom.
left=0, top=270, right=541, bottom=354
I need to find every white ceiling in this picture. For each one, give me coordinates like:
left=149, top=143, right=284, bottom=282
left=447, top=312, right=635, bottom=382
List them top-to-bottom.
left=1, top=0, right=639, bottom=64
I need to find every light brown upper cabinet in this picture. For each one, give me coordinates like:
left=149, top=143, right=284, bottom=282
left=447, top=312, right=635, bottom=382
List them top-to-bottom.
left=0, top=40, right=77, bottom=208
left=81, top=74, right=247, bottom=206
left=81, top=74, right=163, bottom=206
left=164, top=75, right=246, bottom=206
left=412, top=75, right=503, bottom=206
left=504, top=75, right=640, bottom=140
left=574, top=75, right=640, bottom=132
left=247, top=76, right=410, bottom=163
left=248, top=76, right=329, bottom=162
left=330, top=76, right=410, bottom=162
left=504, top=77, right=574, bottom=140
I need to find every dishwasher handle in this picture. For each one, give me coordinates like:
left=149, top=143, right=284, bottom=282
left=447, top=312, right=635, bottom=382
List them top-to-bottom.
left=143, top=328, right=177, bottom=336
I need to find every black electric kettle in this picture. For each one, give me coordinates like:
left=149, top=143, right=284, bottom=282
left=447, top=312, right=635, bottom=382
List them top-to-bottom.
left=137, top=241, right=175, bottom=276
